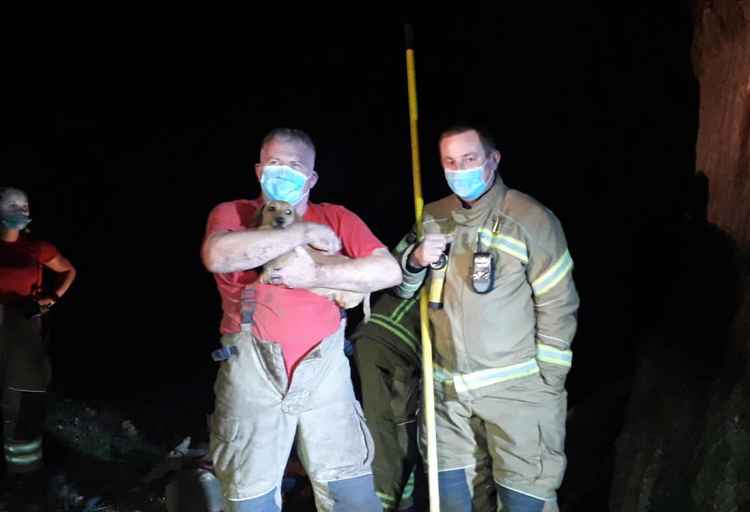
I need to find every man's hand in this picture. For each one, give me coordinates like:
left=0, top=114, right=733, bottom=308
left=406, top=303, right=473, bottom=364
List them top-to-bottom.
left=301, top=223, right=341, bottom=254
left=409, top=233, right=451, bottom=268
left=268, top=247, right=320, bottom=289
left=33, top=290, right=59, bottom=308
left=37, top=296, right=57, bottom=307
left=539, top=363, right=568, bottom=393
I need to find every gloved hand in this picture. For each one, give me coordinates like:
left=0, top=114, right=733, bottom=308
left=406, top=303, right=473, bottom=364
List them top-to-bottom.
left=408, top=233, right=451, bottom=268
left=538, top=361, right=568, bottom=393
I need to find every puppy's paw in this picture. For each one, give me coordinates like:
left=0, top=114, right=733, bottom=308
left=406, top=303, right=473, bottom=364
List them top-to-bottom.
left=333, top=291, right=364, bottom=310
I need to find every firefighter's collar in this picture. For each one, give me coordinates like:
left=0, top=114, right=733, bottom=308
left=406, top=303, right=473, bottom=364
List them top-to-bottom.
left=451, top=177, right=507, bottom=226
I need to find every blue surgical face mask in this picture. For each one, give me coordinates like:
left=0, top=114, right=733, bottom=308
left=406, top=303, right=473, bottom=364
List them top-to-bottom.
left=444, top=164, right=491, bottom=201
left=260, top=165, right=309, bottom=205
left=1, top=213, right=31, bottom=231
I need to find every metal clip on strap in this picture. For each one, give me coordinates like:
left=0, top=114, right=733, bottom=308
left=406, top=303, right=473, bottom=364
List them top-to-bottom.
left=211, top=345, right=239, bottom=362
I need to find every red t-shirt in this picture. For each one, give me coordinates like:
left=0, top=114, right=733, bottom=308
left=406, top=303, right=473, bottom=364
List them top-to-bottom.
left=204, top=198, right=385, bottom=376
left=0, top=237, right=59, bottom=305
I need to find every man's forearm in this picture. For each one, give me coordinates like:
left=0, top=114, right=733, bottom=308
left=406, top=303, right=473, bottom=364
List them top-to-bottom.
left=203, top=224, right=306, bottom=273
left=313, top=250, right=402, bottom=293
left=54, top=269, right=76, bottom=298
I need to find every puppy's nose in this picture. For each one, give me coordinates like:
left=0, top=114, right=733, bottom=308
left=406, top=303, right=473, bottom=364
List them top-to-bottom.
left=274, top=217, right=286, bottom=227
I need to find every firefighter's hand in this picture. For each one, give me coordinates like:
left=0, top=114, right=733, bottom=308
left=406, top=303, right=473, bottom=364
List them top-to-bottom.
left=301, top=223, right=341, bottom=255
left=409, top=234, right=450, bottom=268
left=268, top=247, right=320, bottom=289
left=37, top=294, right=58, bottom=307
left=539, top=362, right=568, bottom=393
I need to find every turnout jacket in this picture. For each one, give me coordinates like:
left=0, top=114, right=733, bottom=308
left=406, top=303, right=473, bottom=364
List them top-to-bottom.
left=395, top=177, right=579, bottom=393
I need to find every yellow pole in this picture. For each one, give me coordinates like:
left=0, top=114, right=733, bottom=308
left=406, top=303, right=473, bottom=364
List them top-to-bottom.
left=405, top=24, right=440, bottom=512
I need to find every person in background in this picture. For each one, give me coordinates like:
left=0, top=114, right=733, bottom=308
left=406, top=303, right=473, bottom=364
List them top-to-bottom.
left=0, top=186, right=76, bottom=508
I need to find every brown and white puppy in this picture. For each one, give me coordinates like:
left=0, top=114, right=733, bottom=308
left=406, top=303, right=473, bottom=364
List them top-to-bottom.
left=258, top=200, right=371, bottom=321
left=258, top=200, right=297, bottom=230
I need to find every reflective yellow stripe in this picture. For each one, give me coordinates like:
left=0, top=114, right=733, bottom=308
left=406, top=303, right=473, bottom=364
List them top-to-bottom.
left=478, top=229, right=529, bottom=263
left=531, top=250, right=573, bottom=296
left=391, top=297, right=418, bottom=324
left=390, top=298, right=411, bottom=321
left=369, top=314, right=419, bottom=354
left=536, top=343, right=573, bottom=367
left=435, top=359, right=540, bottom=391
left=453, top=359, right=539, bottom=393
left=5, top=439, right=42, bottom=454
left=376, top=471, right=415, bottom=508
left=377, top=491, right=398, bottom=506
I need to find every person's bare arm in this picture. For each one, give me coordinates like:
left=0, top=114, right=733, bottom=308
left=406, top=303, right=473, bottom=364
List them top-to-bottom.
left=202, top=222, right=342, bottom=273
left=271, top=247, right=402, bottom=293
left=39, top=253, right=76, bottom=305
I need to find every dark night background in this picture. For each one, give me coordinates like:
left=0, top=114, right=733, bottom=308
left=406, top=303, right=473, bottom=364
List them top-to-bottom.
left=2, top=3, right=702, bottom=483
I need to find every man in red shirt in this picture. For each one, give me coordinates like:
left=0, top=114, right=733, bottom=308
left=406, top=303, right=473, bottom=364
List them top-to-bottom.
left=202, top=128, right=401, bottom=512
left=0, top=187, right=76, bottom=505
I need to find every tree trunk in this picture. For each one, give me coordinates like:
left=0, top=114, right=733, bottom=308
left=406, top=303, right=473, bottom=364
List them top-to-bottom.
left=693, top=0, right=750, bottom=249
left=609, top=3, right=750, bottom=510
left=689, top=4, right=750, bottom=510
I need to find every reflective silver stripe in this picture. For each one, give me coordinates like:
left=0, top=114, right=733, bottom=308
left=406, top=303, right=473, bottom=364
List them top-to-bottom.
left=477, top=228, right=529, bottom=263
left=397, top=245, right=427, bottom=299
left=531, top=250, right=573, bottom=296
left=397, top=280, right=426, bottom=298
left=536, top=343, right=573, bottom=367
left=434, top=358, right=540, bottom=392
left=454, top=359, right=539, bottom=393
left=433, top=364, right=454, bottom=384
left=6, top=386, right=46, bottom=393
left=4, top=438, right=43, bottom=467
left=5, top=438, right=42, bottom=454
left=5, top=452, right=42, bottom=465
left=402, top=471, right=416, bottom=499
left=495, top=481, right=554, bottom=503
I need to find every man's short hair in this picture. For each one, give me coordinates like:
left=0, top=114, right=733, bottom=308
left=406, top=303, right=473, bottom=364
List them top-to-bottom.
left=439, top=125, right=498, bottom=155
left=261, top=128, right=316, bottom=157
left=0, top=187, right=26, bottom=201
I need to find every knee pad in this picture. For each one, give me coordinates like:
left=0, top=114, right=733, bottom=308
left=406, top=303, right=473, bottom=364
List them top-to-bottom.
left=328, top=474, right=382, bottom=512
left=497, top=485, right=545, bottom=512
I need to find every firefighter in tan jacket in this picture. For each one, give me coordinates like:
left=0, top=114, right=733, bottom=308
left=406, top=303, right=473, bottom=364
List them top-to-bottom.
left=395, top=126, right=579, bottom=512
